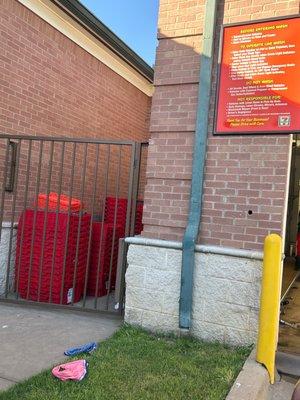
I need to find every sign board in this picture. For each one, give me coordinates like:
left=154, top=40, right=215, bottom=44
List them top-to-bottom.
left=215, top=16, right=300, bottom=135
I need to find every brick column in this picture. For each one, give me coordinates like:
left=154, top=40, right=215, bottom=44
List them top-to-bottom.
left=125, top=0, right=299, bottom=345
left=142, top=0, right=299, bottom=251
left=142, top=0, right=205, bottom=241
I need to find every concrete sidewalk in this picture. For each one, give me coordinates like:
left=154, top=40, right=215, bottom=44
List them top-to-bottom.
left=0, top=303, right=122, bottom=391
left=269, top=379, right=294, bottom=400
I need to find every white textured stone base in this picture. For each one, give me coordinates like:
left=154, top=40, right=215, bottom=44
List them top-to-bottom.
left=0, top=223, right=17, bottom=296
left=125, top=244, right=262, bottom=346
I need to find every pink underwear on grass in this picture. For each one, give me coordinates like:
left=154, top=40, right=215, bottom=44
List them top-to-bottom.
left=52, top=359, right=88, bottom=381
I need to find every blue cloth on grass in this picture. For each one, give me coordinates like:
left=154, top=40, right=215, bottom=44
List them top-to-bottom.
left=64, top=342, right=97, bottom=356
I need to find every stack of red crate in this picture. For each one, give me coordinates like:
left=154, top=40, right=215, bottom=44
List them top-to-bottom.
left=104, top=196, right=144, bottom=235
left=86, top=197, right=144, bottom=298
left=104, top=197, right=128, bottom=235
left=135, top=201, right=144, bottom=235
left=15, top=210, right=91, bottom=304
left=87, top=222, right=123, bottom=297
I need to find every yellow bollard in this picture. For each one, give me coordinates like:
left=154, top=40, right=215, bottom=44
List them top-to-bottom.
left=256, top=234, right=282, bottom=384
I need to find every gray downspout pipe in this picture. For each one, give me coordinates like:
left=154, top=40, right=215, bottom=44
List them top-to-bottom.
left=179, top=0, right=218, bottom=329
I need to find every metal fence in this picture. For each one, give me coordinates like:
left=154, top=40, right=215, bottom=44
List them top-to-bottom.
left=0, top=134, right=146, bottom=314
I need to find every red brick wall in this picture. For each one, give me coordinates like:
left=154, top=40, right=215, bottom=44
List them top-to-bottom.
left=0, top=0, right=151, bottom=221
left=0, top=0, right=151, bottom=141
left=143, top=0, right=299, bottom=250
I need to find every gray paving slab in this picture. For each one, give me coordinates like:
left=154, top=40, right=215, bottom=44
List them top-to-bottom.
left=0, top=303, right=122, bottom=391
left=226, top=349, right=270, bottom=400
left=276, top=352, right=300, bottom=378
left=0, top=378, right=17, bottom=391
left=269, top=379, right=294, bottom=400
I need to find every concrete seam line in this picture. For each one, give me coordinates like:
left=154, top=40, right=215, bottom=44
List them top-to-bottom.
left=125, top=237, right=263, bottom=261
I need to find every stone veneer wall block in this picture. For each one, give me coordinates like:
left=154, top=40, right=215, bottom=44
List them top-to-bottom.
left=125, top=243, right=263, bottom=346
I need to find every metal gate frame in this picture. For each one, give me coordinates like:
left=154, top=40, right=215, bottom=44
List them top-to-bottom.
left=0, top=134, right=146, bottom=315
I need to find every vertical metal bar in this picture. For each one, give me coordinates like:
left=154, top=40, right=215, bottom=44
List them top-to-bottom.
left=0, top=139, right=10, bottom=245
left=4, top=140, right=21, bottom=298
left=15, top=140, right=32, bottom=299
left=26, top=140, right=44, bottom=300
left=5, top=141, right=17, bottom=192
left=37, top=141, right=54, bottom=302
left=49, top=142, right=65, bottom=303
left=60, top=142, right=77, bottom=304
left=71, top=142, right=88, bottom=306
left=116, top=143, right=142, bottom=313
left=129, top=143, right=142, bottom=237
left=82, top=144, right=100, bottom=308
left=124, top=144, right=137, bottom=238
left=94, top=145, right=110, bottom=310
left=105, top=145, right=122, bottom=310
left=114, top=237, right=125, bottom=308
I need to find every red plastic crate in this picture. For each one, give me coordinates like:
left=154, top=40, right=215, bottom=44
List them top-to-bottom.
left=37, top=192, right=83, bottom=212
left=104, top=197, right=144, bottom=235
left=104, top=197, right=128, bottom=226
left=135, top=201, right=144, bottom=235
left=15, top=210, right=91, bottom=304
left=87, top=222, right=123, bottom=297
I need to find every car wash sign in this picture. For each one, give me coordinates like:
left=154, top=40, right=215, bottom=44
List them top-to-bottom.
left=215, top=16, right=300, bottom=135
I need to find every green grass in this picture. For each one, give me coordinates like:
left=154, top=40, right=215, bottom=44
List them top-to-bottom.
left=0, top=325, right=251, bottom=400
